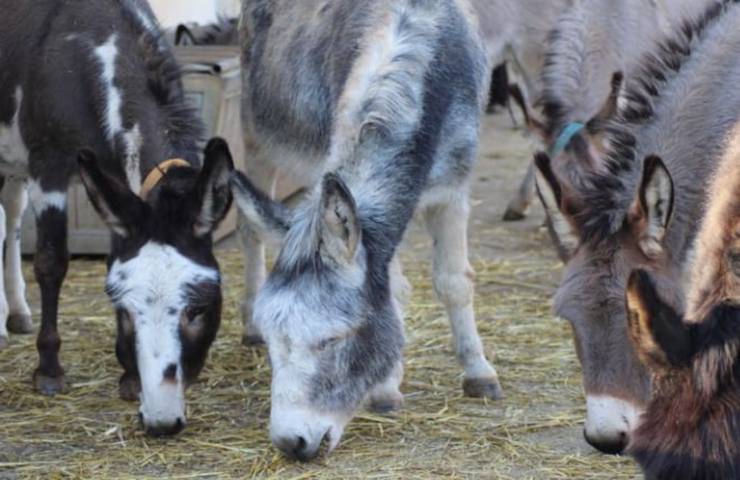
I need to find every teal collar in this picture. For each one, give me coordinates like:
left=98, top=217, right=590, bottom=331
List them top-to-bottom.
left=549, top=122, right=585, bottom=157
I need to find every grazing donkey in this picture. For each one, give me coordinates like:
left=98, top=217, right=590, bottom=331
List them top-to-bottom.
left=0, top=0, right=233, bottom=435
left=234, top=0, right=508, bottom=461
left=502, top=0, right=711, bottom=222
left=532, top=0, right=740, bottom=453
left=626, top=126, right=740, bottom=479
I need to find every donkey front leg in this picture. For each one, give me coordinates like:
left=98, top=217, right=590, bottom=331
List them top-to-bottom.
left=503, top=161, right=536, bottom=221
left=237, top=162, right=277, bottom=346
left=3, top=178, right=33, bottom=334
left=29, top=180, right=69, bottom=395
left=425, top=196, right=503, bottom=400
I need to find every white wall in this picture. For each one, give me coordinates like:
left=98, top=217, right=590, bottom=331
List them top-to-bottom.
left=149, top=0, right=219, bottom=28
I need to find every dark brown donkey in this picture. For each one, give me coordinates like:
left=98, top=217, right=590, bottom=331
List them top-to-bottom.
left=0, top=0, right=233, bottom=436
left=532, top=0, right=740, bottom=453
left=626, top=127, right=740, bottom=480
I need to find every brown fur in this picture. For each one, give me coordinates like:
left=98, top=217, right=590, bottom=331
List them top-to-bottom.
left=627, top=129, right=740, bottom=478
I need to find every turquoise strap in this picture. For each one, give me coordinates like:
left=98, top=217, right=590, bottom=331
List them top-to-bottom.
left=549, top=122, right=585, bottom=157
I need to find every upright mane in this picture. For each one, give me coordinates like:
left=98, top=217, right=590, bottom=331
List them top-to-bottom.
left=119, top=0, right=203, bottom=161
left=575, top=0, right=736, bottom=244
left=538, top=5, right=590, bottom=135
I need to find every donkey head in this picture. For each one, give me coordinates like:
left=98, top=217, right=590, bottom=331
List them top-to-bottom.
left=533, top=74, right=680, bottom=453
left=78, top=138, right=233, bottom=436
left=231, top=171, right=403, bottom=461
left=626, top=270, right=740, bottom=479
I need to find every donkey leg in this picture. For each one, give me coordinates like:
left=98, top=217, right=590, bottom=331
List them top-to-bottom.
left=503, top=161, right=536, bottom=221
left=237, top=163, right=277, bottom=346
left=2, top=178, right=33, bottom=334
left=29, top=180, right=69, bottom=395
left=425, top=196, right=503, bottom=400
left=0, top=205, right=10, bottom=351
left=390, top=253, right=412, bottom=313
left=366, top=255, right=408, bottom=412
left=367, top=360, right=404, bottom=413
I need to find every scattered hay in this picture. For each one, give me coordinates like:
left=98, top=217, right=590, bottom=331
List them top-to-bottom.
left=0, top=225, right=639, bottom=479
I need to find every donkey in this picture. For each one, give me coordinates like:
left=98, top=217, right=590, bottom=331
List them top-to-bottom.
left=0, top=0, right=233, bottom=435
left=233, top=0, right=509, bottom=460
left=502, top=0, right=711, bottom=222
left=532, top=0, right=740, bottom=453
left=174, top=17, right=239, bottom=46
left=626, top=126, right=740, bottom=479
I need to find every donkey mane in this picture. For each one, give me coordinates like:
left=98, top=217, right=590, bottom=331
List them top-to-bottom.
left=119, top=0, right=203, bottom=160
left=576, top=0, right=737, bottom=244
left=538, top=5, right=589, bottom=136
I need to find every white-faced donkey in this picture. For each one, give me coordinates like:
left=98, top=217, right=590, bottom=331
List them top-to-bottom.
left=0, top=0, right=233, bottom=435
left=233, top=0, right=508, bottom=460
left=532, top=0, right=740, bottom=454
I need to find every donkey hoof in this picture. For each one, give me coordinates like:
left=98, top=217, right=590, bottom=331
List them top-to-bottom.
left=502, top=207, right=526, bottom=222
left=7, top=314, right=33, bottom=334
left=241, top=333, right=265, bottom=347
left=0, top=335, right=8, bottom=351
left=33, top=371, right=66, bottom=396
left=119, top=376, right=141, bottom=402
left=463, top=377, right=504, bottom=400
left=368, top=395, right=404, bottom=414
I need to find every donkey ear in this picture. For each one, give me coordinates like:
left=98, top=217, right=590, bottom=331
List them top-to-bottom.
left=175, top=24, right=197, bottom=46
left=587, top=71, right=624, bottom=127
left=509, top=83, right=549, bottom=142
left=193, top=138, right=234, bottom=237
left=78, top=149, right=148, bottom=238
left=533, top=152, right=580, bottom=259
left=631, top=156, right=674, bottom=258
left=230, top=171, right=290, bottom=241
left=318, top=173, right=361, bottom=265
left=626, top=270, right=693, bottom=371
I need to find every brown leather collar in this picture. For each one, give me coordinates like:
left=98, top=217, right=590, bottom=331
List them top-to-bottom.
left=139, top=159, right=191, bottom=200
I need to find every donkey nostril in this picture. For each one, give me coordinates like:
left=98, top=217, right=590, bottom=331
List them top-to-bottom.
left=163, top=363, right=177, bottom=381
left=295, top=436, right=307, bottom=452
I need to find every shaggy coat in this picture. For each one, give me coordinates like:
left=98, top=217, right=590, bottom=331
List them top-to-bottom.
left=533, top=0, right=740, bottom=453
left=626, top=126, right=740, bottom=479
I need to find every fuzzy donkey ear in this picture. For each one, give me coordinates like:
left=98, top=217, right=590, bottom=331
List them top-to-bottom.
left=175, top=24, right=197, bottom=46
left=193, top=138, right=234, bottom=237
left=78, top=149, right=149, bottom=238
left=533, top=152, right=580, bottom=260
left=631, top=156, right=675, bottom=258
left=230, top=170, right=291, bottom=241
left=318, top=173, right=361, bottom=265
left=626, top=270, right=693, bottom=371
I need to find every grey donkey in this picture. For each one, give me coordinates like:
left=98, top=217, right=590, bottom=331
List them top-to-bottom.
left=232, top=0, right=506, bottom=461
left=533, top=0, right=740, bottom=454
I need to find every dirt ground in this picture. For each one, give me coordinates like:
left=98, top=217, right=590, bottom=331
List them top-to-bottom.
left=0, top=112, right=641, bottom=479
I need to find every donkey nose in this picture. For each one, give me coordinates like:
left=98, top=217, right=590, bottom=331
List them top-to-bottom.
left=142, top=416, right=186, bottom=437
left=583, top=428, right=629, bottom=455
left=273, top=435, right=319, bottom=462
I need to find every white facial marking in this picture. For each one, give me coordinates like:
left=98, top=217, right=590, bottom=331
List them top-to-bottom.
left=94, top=34, right=123, bottom=142
left=0, top=87, right=30, bottom=172
left=123, top=124, right=143, bottom=194
left=28, top=180, right=66, bottom=216
left=108, top=242, right=218, bottom=427
left=584, top=395, right=642, bottom=446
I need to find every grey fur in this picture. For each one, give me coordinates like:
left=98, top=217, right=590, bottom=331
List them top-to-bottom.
left=234, top=0, right=503, bottom=460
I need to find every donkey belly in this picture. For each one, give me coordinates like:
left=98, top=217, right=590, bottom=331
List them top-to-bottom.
left=0, top=87, right=30, bottom=177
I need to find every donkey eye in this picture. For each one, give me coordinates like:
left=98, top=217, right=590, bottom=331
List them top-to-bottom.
left=187, top=307, right=206, bottom=322
left=315, top=336, right=341, bottom=351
